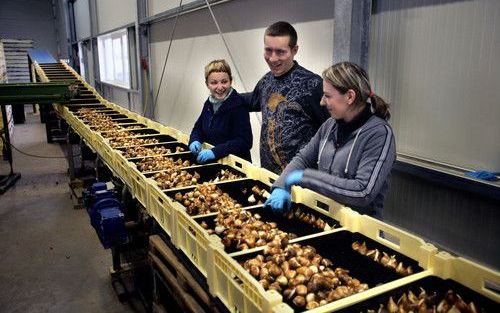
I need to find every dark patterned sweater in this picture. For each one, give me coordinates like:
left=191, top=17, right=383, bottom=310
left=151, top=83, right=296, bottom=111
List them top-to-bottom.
left=249, top=61, right=329, bottom=174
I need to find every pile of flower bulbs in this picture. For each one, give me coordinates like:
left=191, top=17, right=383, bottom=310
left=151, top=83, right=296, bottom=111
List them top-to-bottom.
left=78, top=109, right=117, bottom=130
left=90, top=119, right=120, bottom=132
left=120, top=124, right=143, bottom=130
left=101, top=129, right=136, bottom=139
left=109, top=136, right=159, bottom=148
left=123, top=145, right=184, bottom=158
left=137, top=156, right=191, bottom=172
left=154, top=168, right=243, bottom=190
left=153, top=169, right=200, bottom=190
left=209, top=169, right=243, bottom=182
left=174, top=183, right=242, bottom=215
left=283, top=207, right=332, bottom=230
left=202, top=208, right=296, bottom=251
left=352, top=241, right=413, bottom=276
left=242, top=242, right=369, bottom=310
left=368, top=289, right=479, bottom=313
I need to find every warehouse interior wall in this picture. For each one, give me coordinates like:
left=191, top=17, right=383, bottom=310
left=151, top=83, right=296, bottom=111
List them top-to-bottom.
left=0, top=0, right=60, bottom=58
left=95, top=0, right=136, bottom=33
left=149, top=0, right=335, bottom=163
left=369, top=0, right=500, bottom=171
left=369, top=0, right=500, bottom=270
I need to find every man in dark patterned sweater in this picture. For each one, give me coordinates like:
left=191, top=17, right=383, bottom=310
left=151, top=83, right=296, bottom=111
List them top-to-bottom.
left=247, top=21, right=329, bottom=174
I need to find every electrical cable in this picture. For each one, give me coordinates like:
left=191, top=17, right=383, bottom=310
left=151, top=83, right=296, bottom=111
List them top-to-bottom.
left=151, top=0, right=183, bottom=119
left=203, top=0, right=262, bottom=124
left=204, top=0, right=247, bottom=92
left=142, top=69, right=149, bottom=117
left=8, top=141, right=80, bottom=159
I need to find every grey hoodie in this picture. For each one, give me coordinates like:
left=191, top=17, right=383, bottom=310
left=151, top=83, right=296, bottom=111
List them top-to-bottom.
left=274, top=116, right=396, bottom=217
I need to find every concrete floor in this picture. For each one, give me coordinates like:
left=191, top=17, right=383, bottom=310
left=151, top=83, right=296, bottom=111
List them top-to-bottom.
left=0, top=112, right=134, bottom=313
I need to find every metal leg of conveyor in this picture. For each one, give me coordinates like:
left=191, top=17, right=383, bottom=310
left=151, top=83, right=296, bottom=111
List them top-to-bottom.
left=66, top=132, right=85, bottom=209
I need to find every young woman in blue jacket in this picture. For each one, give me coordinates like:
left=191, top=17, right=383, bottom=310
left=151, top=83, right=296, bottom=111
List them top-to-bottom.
left=189, top=60, right=252, bottom=163
left=265, top=62, right=396, bottom=218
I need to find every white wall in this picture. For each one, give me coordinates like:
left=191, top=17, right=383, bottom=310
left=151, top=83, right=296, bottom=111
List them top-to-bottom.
left=74, top=0, right=91, bottom=40
left=96, top=0, right=136, bottom=33
left=148, top=0, right=199, bottom=16
left=149, top=0, right=335, bottom=164
left=369, top=0, right=500, bottom=170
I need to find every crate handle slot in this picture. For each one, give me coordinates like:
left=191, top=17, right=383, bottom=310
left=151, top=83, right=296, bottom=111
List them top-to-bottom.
left=235, top=161, right=242, bottom=169
left=268, top=177, right=275, bottom=184
left=158, top=197, right=164, bottom=204
left=316, top=200, right=329, bottom=211
left=378, top=229, right=401, bottom=248
left=484, top=279, right=500, bottom=298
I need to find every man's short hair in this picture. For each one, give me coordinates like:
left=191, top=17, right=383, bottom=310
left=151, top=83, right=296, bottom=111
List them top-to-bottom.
left=265, top=21, right=298, bottom=48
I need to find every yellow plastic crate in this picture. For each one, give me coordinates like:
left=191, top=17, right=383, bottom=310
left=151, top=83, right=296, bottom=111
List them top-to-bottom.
left=155, top=124, right=185, bottom=142
left=109, top=152, right=131, bottom=182
left=220, top=155, right=261, bottom=180
left=128, top=165, right=149, bottom=207
left=256, top=167, right=279, bottom=188
left=147, top=180, right=178, bottom=236
left=172, top=203, right=228, bottom=277
left=208, top=205, right=437, bottom=313
left=351, top=214, right=438, bottom=270
left=210, top=226, right=435, bottom=313
left=209, top=243, right=288, bottom=313
left=432, top=251, right=500, bottom=302
left=316, top=252, right=500, bottom=312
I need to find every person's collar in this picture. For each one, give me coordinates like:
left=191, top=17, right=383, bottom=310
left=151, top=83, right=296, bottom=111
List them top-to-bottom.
left=273, top=61, right=298, bottom=80
left=208, top=87, right=234, bottom=104
left=336, top=103, right=373, bottom=130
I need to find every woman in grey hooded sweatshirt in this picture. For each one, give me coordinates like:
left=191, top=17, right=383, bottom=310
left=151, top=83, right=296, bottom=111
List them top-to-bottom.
left=265, top=62, right=396, bottom=218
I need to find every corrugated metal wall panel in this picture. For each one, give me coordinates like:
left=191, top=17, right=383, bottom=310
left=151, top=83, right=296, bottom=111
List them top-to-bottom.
left=74, top=0, right=91, bottom=40
left=96, top=0, right=136, bottom=33
left=369, top=0, right=500, bottom=170
left=385, top=171, right=500, bottom=270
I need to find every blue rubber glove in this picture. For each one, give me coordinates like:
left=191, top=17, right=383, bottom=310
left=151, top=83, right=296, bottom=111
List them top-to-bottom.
left=189, top=141, right=202, bottom=154
left=196, top=149, right=215, bottom=163
left=285, top=170, right=304, bottom=191
left=465, top=170, right=499, bottom=182
left=264, top=188, right=291, bottom=213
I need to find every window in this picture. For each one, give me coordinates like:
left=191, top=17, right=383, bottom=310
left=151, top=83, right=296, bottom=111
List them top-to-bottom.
left=97, top=29, right=130, bottom=88
left=78, top=41, right=86, bottom=80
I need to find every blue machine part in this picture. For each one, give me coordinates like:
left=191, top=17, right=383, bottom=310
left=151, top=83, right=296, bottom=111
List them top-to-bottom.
left=84, top=182, right=127, bottom=249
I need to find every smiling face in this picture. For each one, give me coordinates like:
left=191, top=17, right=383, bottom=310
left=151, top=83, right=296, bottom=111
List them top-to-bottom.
left=264, top=35, right=298, bottom=77
left=206, top=71, right=232, bottom=100
left=320, top=79, right=353, bottom=120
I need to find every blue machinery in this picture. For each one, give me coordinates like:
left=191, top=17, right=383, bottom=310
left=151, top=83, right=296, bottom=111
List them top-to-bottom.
left=83, top=182, right=127, bottom=249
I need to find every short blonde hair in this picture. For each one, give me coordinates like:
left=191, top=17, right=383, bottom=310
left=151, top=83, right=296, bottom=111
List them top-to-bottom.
left=204, top=59, right=232, bottom=82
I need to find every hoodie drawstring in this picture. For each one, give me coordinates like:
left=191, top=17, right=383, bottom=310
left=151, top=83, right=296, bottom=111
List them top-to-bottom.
left=344, top=126, right=364, bottom=174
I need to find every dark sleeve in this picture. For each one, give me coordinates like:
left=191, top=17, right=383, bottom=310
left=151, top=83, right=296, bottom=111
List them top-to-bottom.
left=306, top=77, right=330, bottom=130
left=310, top=81, right=330, bottom=129
left=245, top=82, right=262, bottom=112
left=240, top=91, right=253, bottom=108
left=211, top=105, right=253, bottom=159
left=189, top=106, right=206, bottom=144
left=272, top=123, right=325, bottom=189
left=300, top=125, right=396, bottom=208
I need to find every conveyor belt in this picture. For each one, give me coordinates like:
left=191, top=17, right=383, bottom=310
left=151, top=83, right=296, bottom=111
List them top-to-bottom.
left=33, top=61, right=500, bottom=313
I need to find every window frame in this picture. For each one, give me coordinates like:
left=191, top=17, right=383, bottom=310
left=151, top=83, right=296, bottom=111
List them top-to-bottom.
left=97, top=28, right=131, bottom=89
